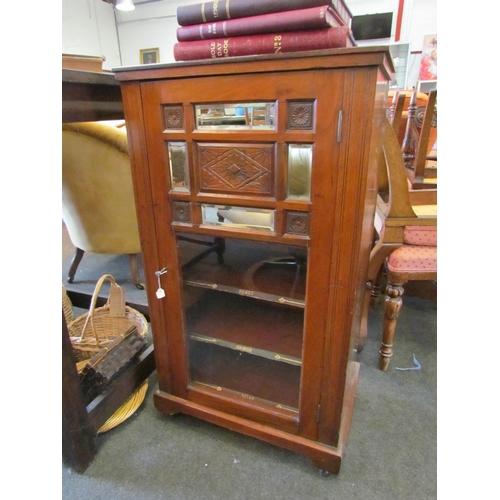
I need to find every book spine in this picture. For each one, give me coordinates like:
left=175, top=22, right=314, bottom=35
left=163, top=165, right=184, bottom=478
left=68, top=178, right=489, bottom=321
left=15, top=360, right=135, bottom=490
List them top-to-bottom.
left=177, top=0, right=330, bottom=26
left=331, top=0, right=353, bottom=27
left=177, top=5, right=337, bottom=42
left=173, top=27, right=350, bottom=62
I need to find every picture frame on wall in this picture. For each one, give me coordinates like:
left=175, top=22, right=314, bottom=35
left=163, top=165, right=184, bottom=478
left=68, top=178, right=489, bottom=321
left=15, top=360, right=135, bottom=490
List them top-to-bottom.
left=419, top=35, right=437, bottom=81
left=140, top=48, right=159, bottom=64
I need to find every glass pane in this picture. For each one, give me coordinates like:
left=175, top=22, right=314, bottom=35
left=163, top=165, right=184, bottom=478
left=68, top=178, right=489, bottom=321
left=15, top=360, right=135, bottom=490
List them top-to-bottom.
left=195, top=102, right=276, bottom=130
left=168, top=141, right=190, bottom=192
left=287, top=144, right=312, bottom=201
left=202, top=204, right=275, bottom=232
left=178, top=234, right=308, bottom=411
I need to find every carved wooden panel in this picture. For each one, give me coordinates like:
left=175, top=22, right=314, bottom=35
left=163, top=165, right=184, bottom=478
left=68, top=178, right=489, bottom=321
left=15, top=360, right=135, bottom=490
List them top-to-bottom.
left=287, top=101, right=314, bottom=130
left=163, top=105, right=184, bottom=130
left=415, top=105, right=437, bottom=129
left=197, top=143, right=275, bottom=196
left=172, top=201, right=191, bottom=222
left=286, top=211, right=309, bottom=236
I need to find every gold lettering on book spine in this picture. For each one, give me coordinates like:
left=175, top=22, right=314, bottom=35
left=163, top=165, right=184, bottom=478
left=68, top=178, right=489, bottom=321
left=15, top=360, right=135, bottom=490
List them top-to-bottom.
left=213, top=0, right=219, bottom=19
left=274, top=35, right=282, bottom=54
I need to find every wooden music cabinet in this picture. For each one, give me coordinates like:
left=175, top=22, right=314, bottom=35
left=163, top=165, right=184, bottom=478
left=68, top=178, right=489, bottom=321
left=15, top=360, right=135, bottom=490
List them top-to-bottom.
left=114, top=47, right=393, bottom=474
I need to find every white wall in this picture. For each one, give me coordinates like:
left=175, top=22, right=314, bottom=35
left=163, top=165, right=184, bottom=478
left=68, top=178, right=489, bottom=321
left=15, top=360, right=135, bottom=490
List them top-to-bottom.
left=62, top=0, right=437, bottom=86
left=62, top=0, right=122, bottom=70
left=115, top=0, right=188, bottom=66
left=347, top=0, right=437, bottom=87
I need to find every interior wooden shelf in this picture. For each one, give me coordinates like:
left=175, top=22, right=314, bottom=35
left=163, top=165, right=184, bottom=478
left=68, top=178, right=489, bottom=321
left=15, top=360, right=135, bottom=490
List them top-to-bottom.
left=180, top=235, right=307, bottom=307
left=185, top=289, right=305, bottom=360
left=189, top=341, right=301, bottom=410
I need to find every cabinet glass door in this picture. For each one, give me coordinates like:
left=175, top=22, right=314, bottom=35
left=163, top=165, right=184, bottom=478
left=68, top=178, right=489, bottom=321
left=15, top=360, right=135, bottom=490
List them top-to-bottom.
left=177, top=233, right=307, bottom=412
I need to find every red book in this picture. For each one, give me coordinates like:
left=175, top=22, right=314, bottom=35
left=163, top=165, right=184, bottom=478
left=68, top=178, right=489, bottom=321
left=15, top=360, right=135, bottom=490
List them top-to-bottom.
left=177, top=0, right=352, bottom=27
left=177, top=5, right=339, bottom=42
left=173, top=27, right=352, bottom=62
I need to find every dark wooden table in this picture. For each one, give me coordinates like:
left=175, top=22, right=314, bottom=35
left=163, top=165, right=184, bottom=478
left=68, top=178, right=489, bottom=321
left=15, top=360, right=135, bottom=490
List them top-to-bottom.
left=62, top=68, right=155, bottom=472
left=62, top=69, right=124, bottom=123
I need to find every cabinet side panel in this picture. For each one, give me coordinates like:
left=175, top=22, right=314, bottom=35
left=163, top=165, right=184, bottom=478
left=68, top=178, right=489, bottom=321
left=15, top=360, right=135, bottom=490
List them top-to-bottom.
left=317, top=67, right=383, bottom=446
left=349, top=72, right=389, bottom=353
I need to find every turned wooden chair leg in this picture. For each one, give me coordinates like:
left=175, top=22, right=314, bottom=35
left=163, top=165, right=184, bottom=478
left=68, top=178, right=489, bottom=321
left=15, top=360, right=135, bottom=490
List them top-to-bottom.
left=67, top=247, right=85, bottom=283
left=129, top=253, right=144, bottom=290
left=379, top=280, right=405, bottom=371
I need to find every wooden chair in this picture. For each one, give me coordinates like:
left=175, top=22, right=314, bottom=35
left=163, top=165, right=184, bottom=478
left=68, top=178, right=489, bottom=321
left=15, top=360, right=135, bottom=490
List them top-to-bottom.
left=400, top=89, right=437, bottom=189
left=410, top=89, right=437, bottom=188
left=387, top=90, right=434, bottom=146
left=387, top=91, right=406, bottom=133
left=357, top=118, right=437, bottom=370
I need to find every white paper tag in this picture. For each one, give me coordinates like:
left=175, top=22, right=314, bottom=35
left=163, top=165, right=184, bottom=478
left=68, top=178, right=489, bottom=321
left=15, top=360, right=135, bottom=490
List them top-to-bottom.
left=156, top=287, right=165, bottom=299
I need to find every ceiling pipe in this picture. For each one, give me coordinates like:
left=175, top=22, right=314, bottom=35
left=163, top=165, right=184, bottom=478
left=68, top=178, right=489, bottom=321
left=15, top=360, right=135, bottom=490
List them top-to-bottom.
left=395, top=0, right=404, bottom=42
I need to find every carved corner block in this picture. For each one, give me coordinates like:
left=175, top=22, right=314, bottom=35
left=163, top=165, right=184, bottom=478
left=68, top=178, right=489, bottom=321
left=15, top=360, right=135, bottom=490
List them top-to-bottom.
left=287, top=101, right=314, bottom=130
left=163, top=105, right=184, bottom=130
left=172, top=201, right=191, bottom=222
left=286, top=211, right=309, bottom=236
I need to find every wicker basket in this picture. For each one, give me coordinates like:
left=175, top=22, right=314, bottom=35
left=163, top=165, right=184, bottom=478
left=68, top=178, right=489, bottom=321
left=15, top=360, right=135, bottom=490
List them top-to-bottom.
left=68, top=274, right=148, bottom=362
left=62, top=285, right=74, bottom=325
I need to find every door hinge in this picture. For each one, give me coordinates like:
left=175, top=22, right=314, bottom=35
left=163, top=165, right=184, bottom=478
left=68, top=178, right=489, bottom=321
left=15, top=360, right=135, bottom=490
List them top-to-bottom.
left=316, top=404, right=321, bottom=423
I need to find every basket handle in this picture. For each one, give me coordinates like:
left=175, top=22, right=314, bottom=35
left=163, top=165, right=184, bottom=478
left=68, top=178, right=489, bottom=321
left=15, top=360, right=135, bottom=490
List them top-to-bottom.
left=79, top=274, right=126, bottom=342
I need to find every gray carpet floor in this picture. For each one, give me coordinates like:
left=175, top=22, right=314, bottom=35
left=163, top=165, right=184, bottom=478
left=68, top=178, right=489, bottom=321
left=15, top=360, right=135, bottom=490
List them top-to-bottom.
left=62, top=225, right=437, bottom=499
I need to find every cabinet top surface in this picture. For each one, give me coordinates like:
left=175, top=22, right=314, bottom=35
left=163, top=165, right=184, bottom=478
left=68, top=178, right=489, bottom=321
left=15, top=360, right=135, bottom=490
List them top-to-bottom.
left=113, top=46, right=394, bottom=83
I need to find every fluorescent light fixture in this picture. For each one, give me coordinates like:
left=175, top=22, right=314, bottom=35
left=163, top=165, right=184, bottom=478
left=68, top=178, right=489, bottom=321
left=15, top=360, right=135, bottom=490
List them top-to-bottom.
left=116, top=0, right=135, bottom=11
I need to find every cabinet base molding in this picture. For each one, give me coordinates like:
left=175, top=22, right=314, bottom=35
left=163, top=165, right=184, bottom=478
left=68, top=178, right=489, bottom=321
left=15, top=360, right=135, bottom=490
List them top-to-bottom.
left=154, top=383, right=355, bottom=475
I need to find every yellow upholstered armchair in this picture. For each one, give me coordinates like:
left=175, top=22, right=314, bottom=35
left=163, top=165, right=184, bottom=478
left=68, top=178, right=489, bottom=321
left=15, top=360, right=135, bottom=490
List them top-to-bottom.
left=62, top=121, right=143, bottom=289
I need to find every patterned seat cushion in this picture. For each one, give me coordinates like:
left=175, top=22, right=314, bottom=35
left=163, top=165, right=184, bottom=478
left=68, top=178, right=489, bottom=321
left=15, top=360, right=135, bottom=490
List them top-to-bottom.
left=403, top=226, right=437, bottom=246
left=387, top=244, right=437, bottom=273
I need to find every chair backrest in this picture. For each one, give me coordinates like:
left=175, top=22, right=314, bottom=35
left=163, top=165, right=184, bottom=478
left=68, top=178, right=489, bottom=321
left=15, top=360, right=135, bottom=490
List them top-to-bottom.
left=396, top=89, right=437, bottom=186
left=412, top=89, right=437, bottom=185
left=387, top=90, right=431, bottom=144
left=387, top=91, right=406, bottom=134
left=375, top=118, right=437, bottom=241
left=380, top=118, right=419, bottom=220
left=62, top=121, right=141, bottom=255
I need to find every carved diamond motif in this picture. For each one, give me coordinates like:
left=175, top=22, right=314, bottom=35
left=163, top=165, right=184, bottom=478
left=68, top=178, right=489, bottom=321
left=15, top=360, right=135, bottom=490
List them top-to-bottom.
left=197, top=144, right=274, bottom=195
left=208, top=150, right=266, bottom=189
left=228, top=164, right=241, bottom=175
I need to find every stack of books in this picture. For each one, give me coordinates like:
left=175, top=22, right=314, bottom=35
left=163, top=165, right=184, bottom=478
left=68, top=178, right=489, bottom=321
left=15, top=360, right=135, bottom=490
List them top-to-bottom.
left=173, top=0, right=355, bottom=62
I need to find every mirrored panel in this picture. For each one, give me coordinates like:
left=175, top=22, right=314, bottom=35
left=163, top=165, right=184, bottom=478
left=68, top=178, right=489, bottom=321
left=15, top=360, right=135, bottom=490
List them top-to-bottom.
left=195, top=103, right=276, bottom=130
left=168, top=141, right=190, bottom=192
left=287, top=144, right=312, bottom=201
left=202, top=204, right=275, bottom=232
